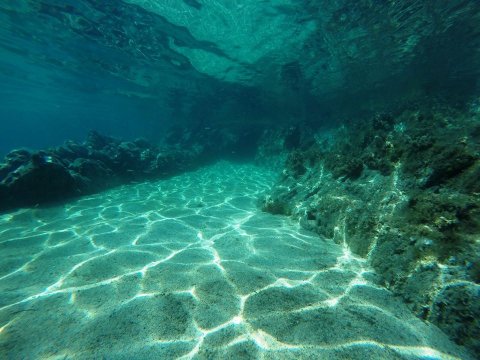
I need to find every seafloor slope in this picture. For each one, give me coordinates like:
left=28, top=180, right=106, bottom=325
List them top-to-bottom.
left=0, top=162, right=473, bottom=359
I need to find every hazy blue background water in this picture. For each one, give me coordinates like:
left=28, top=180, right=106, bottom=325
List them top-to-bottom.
left=1, top=0, right=479, bottom=155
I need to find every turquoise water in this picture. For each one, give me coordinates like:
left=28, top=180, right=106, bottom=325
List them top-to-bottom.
left=1, top=1, right=479, bottom=358
left=0, top=162, right=471, bottom=359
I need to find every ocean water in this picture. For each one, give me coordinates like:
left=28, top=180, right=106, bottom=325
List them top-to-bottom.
left=1, top=1, right=479, bottom=359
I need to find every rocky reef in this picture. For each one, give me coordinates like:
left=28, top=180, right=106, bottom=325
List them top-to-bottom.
left=259, top=103, right=480, bottom=355
left=0, top=125, right=262, bottom=213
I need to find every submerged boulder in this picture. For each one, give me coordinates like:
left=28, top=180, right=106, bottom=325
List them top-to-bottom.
left=85, top=130, right=119, bottom=151
left=55, top=140, right=88, bottom=161
left=423, top=146, right=477, bottom=188
left=0, top=149, right=32, bottom=181
left=0, top=152, right=78, bottom=211
left=69, top=158, right=113, bottom=193
left=69, top=158, right=111, bottom=179
left=430, top=283, right=480, bottom=353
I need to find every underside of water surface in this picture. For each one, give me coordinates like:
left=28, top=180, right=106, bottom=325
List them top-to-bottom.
left=0, top=1, right=479, bottom=359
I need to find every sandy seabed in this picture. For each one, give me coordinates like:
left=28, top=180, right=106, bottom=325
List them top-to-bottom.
left=0, top=162, right=472, bottom=359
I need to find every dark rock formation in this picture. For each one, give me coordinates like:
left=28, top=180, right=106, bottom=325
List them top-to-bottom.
left=260, top=103, right=480, bottom=356
left=0, top=124, right=264, bottom=213
left=0, top=131, right=173, bottom=212
left=0, top=152, right=78, bottom=210
left=430, top=283, right=480, bottom=349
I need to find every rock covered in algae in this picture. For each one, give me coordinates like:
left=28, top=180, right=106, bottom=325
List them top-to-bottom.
left=260, top=103, right=480, bottom=355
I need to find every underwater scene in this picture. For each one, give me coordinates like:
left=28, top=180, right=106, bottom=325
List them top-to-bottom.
left=1, top=1, right=479, bottom=359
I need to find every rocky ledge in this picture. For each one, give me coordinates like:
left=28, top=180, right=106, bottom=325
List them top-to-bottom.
left=260, top=103, right=480, bottom=355
left=0, top=124, right=262, bottom=213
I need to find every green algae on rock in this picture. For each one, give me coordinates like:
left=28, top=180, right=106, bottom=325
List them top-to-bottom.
left=260, top=103, right=480, bottom=355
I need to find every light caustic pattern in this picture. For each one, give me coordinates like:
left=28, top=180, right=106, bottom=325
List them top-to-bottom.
left=0, top=162, right=471, bottom=359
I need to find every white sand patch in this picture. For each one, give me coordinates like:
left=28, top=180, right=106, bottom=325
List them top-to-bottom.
left=0, top=162, right=473, bottom=359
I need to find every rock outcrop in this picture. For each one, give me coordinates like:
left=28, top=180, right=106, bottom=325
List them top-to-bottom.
left=260, top=103, right=480, bottom=355
left=0, top=124, right=264, bottom=213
